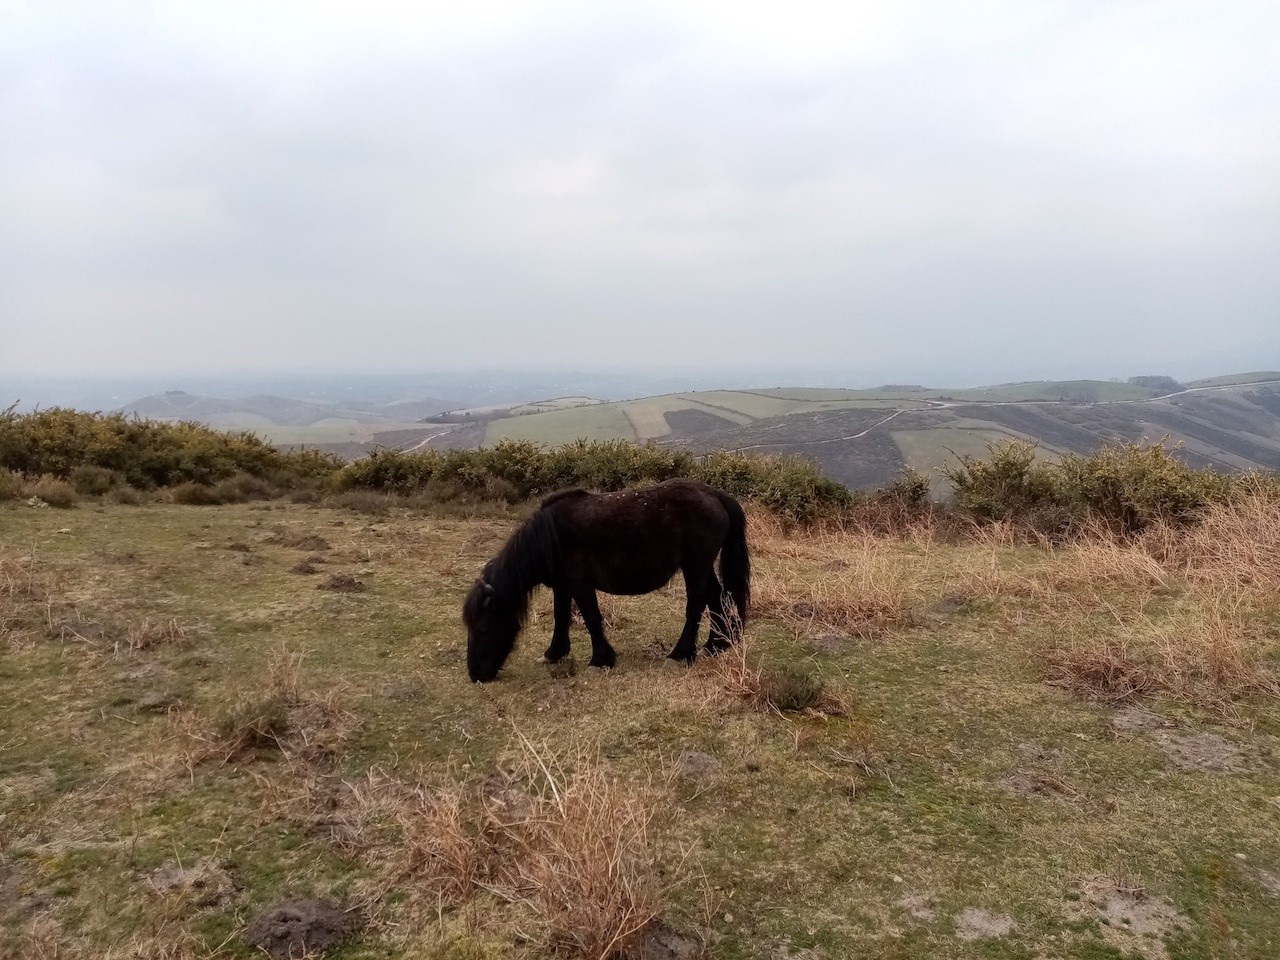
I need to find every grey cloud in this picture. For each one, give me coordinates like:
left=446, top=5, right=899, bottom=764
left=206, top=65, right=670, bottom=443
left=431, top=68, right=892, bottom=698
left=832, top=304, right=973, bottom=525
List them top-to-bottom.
left=2, top=1, right=1277, bottom=380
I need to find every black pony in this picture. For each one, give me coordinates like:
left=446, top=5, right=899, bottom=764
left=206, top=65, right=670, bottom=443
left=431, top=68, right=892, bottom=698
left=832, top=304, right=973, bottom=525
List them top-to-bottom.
left=462, top=478, right=750, bottom=683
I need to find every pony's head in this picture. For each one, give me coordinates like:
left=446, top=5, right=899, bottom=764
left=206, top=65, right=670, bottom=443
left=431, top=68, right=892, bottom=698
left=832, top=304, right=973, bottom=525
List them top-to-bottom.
left=462, top=571, right=523, bottom=683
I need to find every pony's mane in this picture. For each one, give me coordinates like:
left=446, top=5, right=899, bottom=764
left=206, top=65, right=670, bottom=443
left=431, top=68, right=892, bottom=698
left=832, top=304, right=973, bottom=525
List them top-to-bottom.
left=539, top=487, right=590, bottom=509
left=483, top=502, right=564, bottom=625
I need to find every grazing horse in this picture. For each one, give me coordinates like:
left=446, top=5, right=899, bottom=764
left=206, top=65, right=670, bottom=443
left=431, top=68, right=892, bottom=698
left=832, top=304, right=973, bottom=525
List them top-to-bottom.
left=462, top=478, right=750, bottom=683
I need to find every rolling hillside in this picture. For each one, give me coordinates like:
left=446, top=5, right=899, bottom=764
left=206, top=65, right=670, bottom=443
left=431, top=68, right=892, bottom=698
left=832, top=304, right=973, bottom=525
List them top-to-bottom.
left=437, top=377, right=1280, bottom=489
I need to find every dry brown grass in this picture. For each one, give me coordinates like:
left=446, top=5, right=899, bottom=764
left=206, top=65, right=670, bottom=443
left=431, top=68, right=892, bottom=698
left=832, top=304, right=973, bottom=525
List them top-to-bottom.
left=1145, top=495, right=1280, bottom=593
left=937, top=498, right=1280, bottom=710
left=747, top=518, right=909, bottom=638
left=0, top=547, right=53, bottom=648
left=1041, top=582, right=1278, bottom=709
left=1043, top=638, right=1161, bottom=704
left=173, top=647, right=357, bottom=768
left=345, top=730, right=681, bottom=959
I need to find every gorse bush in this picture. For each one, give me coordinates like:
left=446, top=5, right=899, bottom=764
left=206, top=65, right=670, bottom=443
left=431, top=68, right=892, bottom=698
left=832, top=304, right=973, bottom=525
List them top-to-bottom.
left=0, top=407, right=340, bottom=490
left=337, top=439, right=856, bottom=521
left=943, top=439, right=1060, bottom=525
left=944, top=439, right=1279, bottom=535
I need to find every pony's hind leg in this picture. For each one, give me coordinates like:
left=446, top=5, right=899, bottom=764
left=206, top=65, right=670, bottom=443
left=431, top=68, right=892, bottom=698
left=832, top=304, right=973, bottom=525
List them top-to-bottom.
left=669, top=566, right=711, bottom=664
left=703, top=571, right=732, bottom=654
left=540, top=585, right=573, bottom=663
left=574, top=589, right=616, bottom=670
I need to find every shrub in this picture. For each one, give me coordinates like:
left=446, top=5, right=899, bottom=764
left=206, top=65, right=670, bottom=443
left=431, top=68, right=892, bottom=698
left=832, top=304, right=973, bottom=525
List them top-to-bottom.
left=0, top=406, right=341, bottom=489
left=942, top=439, right=1273, bottom=535
left=943, top=440, right=1060, bottom=527
left=1055, top=441, right=1235, bottom=534
left=68, top=464, right=123, bottom=496
left=0, top=470, right=21, bottom=501
left=210, top=473, right=277, bottom=503
left=24, top=475, right=78, bottom=508
left=169, top=482, right=223, bottom=506
left=108, top=485, right=146, bottom=505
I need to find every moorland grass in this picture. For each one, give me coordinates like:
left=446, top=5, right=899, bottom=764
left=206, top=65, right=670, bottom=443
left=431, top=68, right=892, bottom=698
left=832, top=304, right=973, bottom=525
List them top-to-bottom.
left=3, top=496, right=1280, bottom=958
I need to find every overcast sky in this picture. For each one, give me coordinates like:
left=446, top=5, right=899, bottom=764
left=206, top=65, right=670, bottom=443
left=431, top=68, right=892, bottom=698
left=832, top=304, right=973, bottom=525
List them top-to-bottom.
left=3, top=1, right=1278, bottom=383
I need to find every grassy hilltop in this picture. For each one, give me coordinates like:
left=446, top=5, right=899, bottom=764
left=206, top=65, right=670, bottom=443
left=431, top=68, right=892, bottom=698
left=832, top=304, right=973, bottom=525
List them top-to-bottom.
left=4, top=449, right=1280, bottom=958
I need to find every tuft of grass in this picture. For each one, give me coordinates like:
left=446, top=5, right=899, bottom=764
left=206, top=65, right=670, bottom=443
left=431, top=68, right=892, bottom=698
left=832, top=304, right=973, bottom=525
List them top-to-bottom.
left=0, top=468, right=22, bottom=500
left=24, top=474, right=79, bottom=508
left=168, top=482, right=223, bottom=506
left=329, top=489, right=396, bottom=515
left=1147, top=494, right=1280, bottom=592
left=749, top=523, right=908, bottom=638
left=122, top=617, right=191, bottom=653
left=698, top=638, right=849, bottom=717
left=1043, top=639, right=1161, bottom=704
left=759, top=663, right=827, bottom=713
left=213, top=693, right=291, bottom=756
left=348, top=730, right=679, bottom=959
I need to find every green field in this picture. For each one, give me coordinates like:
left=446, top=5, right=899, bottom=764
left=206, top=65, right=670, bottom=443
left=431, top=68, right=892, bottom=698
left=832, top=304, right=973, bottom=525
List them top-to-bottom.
left=1185, top=373, right=1280, bottom=389
left=485, top=402, right=638, bottom=444
left=253, top=417, right=431, bottom=446
left=890, top=426, right=1031, bottom=480
left=4, top=498, right=1280, bottom=958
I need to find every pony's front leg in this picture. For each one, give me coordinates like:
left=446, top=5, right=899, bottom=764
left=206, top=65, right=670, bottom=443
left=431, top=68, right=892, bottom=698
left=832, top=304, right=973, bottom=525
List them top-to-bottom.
left=540, top=585, right=573, bottom=663
left=574, top=589, right=616, bottom=670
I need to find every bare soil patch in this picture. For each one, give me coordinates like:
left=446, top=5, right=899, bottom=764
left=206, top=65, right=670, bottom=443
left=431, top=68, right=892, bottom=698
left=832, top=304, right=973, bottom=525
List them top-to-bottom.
left=278, top=532, right=331, bottom=551
left=318, top=573, right=364, bottom=593
left=805, top=631, right=854, bottom=654
left=1111, top=708, right=1252, bottom=773
left=676, top=751, right=719, bottom=780
left=998, top=769, right=1084, bottom=805
left=145, top=858, right=236, bottom=908
left=1248, top=866, right=1280, bottom=899
left=1074, top=877, right=1188, bottom=960
left=896, top=892, right=937, bottom=921
left=243, top=899, right=361, bottom=959
left=954, top=907, right=1014, bottom=940
left=631, top=921, right=705, bottom=959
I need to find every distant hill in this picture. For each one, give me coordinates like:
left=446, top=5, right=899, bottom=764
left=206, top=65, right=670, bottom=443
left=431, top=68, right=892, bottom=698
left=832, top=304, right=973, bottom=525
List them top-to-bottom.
left=116, top=375, right=1280, bottom=482
left=418, top=375, right=1280, bottom=489
left=118, top=390, right=455, bottom=452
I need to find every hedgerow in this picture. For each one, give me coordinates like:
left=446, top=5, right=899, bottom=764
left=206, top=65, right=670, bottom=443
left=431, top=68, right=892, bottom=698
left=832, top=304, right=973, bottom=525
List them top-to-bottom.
left=5, top=407, right=1276, bottom=532
left=337, top=440, right=856, bottom=522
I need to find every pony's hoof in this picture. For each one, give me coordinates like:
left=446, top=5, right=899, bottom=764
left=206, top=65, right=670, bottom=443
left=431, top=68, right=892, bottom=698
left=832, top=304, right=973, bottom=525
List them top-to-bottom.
left=543, top=656, right=576, bottom=679
left=586, top=664, right=612, bottom=675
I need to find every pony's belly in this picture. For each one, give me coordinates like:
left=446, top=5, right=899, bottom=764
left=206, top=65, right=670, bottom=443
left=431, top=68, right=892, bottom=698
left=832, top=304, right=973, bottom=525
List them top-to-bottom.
left=594, top=565, right=676, bottom=596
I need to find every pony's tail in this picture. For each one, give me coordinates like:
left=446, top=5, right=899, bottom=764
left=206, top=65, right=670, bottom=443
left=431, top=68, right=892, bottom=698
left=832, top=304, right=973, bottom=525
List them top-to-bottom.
left=716, top=491, right=751, bottom=632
